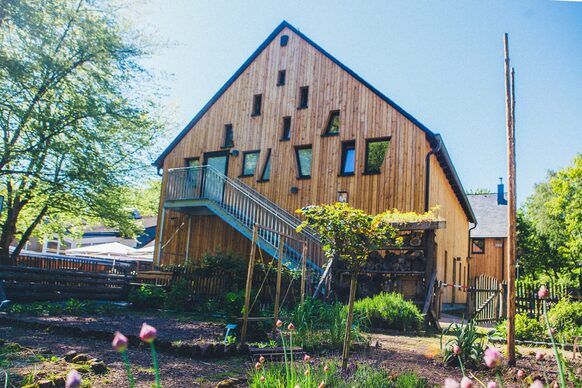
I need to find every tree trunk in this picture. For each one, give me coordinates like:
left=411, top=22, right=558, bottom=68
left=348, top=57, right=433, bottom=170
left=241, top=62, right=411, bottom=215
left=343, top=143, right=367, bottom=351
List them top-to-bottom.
left=10, top=204, right=49, bottom=261
left=0, top=205, right=18, bottom=265
left=341, top=272, right=358, bottom=371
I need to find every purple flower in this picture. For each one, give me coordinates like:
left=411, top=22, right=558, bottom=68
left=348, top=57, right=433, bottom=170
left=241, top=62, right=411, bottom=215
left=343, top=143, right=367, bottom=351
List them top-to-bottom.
left=139, top=322, right=157, bottom=343
left=112, top=331, right=128, bottom=352
left=484, top=346, right=503, bottom=368
left=65, top=370, right=82, bottom=388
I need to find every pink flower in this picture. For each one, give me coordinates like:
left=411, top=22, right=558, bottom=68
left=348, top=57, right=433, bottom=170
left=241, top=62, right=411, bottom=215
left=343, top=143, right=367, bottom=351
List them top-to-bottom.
left=538, top=285, right=549, bottom=299
left=276, top=319, right=283, bottom=327
left=139, top=322, right=157, bottom=343
left=288, top=323, right=295, bottom=331
left=549, top=327, right=556, bottom=335
left=112, top=331, right=128, bottom=352
left=453, top=344, right=462, bottom=355
left=484, top=347, right=502, bottom=368
left=535, top=351, right=545, bottom=361
left=304, top=354, right=311, bottom=362
left=259, top=355, right=265, bottom=363
left=255, top=362, right=262, bottom=370
left=323, top=364, right=330, bottom=373
left=304, top=368, right=310, bottom=376
left=517, top=369, right=525, bottom=379
left=65, top=370, right=82, bottom=388
left=260, top=376, right=266, bottom=382
left=460, top=376, right=474, bottom=388
left=444, top=378, right=460, bottom=388
left=530, top=380, right=544, bottom=388
left=487, top=382, right=497, bottom=388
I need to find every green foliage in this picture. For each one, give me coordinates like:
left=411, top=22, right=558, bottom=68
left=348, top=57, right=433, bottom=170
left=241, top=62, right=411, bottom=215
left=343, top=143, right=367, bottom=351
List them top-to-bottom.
left=0, top=0, right=165, bottom=263
left=126, top=179, right=162, bottom=218
left=465, top=188, right=491, bottom=195
left=517, top=210, right=561, bottom=280
left=164, top=280, right=192, bottom=311
left=129, top=285, right=166, bottom=309
left=223, top=291, right=245, bottom=321
left=353, top=292, right=423, bottom=331
left=547, top=299, right=582, bottom=343
left=7, top=300, right=123, bottom=316
left=494, top=313, right=546, bottom=342
left=441, top=319, right=485, bottom=369
left=394, top=372, right=428, bottom=388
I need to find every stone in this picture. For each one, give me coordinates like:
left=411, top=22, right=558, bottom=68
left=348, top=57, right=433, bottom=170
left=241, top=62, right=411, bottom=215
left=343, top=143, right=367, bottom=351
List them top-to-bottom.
left=200, top=343, right=214, bottom=358
left=71, top=353, right=90, bottom=363
left=89, top=360, right=108, bottom=374
left=52, top=376, right=65, bottom=388
left=216, top=378, right=245, bottom=387
left=38, top=380, right=53, bottom=388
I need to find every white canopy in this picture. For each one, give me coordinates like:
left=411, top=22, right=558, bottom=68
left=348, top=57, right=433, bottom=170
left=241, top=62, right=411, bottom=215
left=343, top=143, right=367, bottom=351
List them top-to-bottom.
left=65, top=242, right=136, bottom=257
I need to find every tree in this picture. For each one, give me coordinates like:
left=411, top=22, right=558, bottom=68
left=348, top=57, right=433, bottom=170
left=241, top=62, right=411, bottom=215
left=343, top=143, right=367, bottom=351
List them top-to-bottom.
left=0, top=0, right=163, bottom=264
left=516, top=210, right=558, bottom=279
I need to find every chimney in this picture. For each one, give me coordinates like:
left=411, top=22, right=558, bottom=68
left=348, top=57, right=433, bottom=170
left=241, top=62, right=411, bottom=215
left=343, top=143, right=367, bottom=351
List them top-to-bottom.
left=498, top=177, right=507, bottom=205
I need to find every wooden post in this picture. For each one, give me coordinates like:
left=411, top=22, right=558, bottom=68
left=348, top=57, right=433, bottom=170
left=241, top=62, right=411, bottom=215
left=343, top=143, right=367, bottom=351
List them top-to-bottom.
left=504, top=32, right=517, bottom=366
left=155, top=207, right=166, bottom=268
left=184, top=215, right=192, bottom=265
left=241, top=224, right=258, bottom=344
left=273, top=236, right=285, bottom=326
left=300, top=242, right=308, bottom=304
left=341, top=272, right=358, bottom=371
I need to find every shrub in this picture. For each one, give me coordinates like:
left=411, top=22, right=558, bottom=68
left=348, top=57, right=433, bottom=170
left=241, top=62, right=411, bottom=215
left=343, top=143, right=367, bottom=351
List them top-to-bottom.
left=164, top=280, right=193, bottom=311
left=129, top=284, right=166, bottom=309
left=353, top=292, right=423, bottom=331
left=547, top=299, right=582, bottom=343
left=494, top=313, right=546, bottom=342
left=441, top=319, right=485, bottom=369
left=394, top=371, right=428, bottom=388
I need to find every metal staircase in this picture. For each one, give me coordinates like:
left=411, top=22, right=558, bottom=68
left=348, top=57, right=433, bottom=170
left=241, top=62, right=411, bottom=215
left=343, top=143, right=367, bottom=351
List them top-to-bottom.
left=164, top=166, right=324, bottom=273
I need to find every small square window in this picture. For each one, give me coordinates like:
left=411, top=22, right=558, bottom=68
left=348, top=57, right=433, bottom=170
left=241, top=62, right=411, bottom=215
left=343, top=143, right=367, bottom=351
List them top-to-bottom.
left=280, top=35, right=289, bottom=47
left=277, top=70, right=286, bottom=86
left=298, top=86, right=309, bottom=109
left=252, top=94, right=262, bottom=116
left=323, top=110, right=340, bottom=136
left=281, top=116, right=291, bottom=141
left=223, top=124, right=234, bottom=148
left=364, top=138, right=390, bottom=174
left=340, top=141, right=356, bottom=176
left=295, top=145, right=312, bottom=179
left=241, top=151, right=260, bottom=177
left=471, top=238, right=485, bottom=254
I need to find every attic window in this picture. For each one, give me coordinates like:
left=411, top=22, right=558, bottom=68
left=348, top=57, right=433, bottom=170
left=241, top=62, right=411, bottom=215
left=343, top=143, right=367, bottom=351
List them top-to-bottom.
left=280, top=35, right=289, bottom=46
left=277, top=70, right=286, bottom=86
left=298, top=86, right=309, bottom=109
left=252, top=94, right=262, bottom=116
left=323, top=110, right=340, bottom=136
left=281, top=116, right=291, bottom=141
left=223, top=124, right=234, bottom=148
left=364, top=137, right=390, bottom=174
left=471, top=238, right=485, bottom=254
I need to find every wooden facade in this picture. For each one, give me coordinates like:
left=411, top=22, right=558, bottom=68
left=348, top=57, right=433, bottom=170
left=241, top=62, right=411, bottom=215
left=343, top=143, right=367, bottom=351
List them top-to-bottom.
left=154, top=22, right=475, bottom=304
left=469, top=238, right=506, bottom=282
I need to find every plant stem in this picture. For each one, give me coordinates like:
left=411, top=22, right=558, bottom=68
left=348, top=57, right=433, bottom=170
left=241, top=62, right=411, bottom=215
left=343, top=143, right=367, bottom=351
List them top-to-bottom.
left=543, top=300, right=567, bottom=387
left=280, top=330, right=290, bottom=385
left=290, top=331, right=294, bottom=384
left=150, top=342, right=161, bottom=388
left=121, top=351, right=135, bottom=388
left=457, top=355, right=466, bottom=377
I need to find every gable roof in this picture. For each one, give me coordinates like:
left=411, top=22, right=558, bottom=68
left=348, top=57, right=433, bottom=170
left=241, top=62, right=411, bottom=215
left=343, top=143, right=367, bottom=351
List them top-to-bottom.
left=154, top=21, right=476, bottom=224
left=467, top=194, right=507, bottom=238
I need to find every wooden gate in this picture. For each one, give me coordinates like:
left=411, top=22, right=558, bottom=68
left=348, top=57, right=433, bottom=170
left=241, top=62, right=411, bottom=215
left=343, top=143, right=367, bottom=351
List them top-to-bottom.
left=468, top=275, right=506, bottom=323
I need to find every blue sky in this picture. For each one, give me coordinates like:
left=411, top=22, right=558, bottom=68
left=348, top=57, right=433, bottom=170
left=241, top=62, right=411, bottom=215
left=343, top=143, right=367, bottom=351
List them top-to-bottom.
left=134, top=0, right=582, bottom=204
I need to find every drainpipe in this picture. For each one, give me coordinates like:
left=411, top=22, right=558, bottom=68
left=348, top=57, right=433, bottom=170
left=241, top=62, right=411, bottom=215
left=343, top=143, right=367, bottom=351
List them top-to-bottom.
left=424, top=137, right=443, bottom=212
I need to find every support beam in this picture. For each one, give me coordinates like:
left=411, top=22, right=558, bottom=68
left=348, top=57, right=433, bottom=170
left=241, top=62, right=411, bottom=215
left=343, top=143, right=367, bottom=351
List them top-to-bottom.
left=156, top=208, right=166, bottom=268
left=273, top=237, right=285, bottom=325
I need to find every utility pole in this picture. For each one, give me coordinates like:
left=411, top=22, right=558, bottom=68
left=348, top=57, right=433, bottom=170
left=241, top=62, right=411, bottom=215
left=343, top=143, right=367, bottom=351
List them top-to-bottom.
left=504, top=33, right=517, bottom=366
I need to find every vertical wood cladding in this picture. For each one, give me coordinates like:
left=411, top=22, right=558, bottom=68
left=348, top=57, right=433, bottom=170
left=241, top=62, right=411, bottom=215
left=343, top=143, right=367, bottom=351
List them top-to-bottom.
left=155, top=27, right=471, bottom=303
left=469, top=238, right=506, bottom=283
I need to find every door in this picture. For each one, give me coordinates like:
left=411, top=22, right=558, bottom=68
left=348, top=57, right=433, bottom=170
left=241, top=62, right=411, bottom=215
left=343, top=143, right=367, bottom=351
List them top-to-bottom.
left=202, top=151, right=229, bottom=202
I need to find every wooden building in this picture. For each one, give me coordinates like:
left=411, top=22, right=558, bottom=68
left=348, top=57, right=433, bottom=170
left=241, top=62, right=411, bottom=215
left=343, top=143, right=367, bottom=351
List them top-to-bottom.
left=153, top=21, right=476, bottom=305
left=467, top=181, right=508, bottom=282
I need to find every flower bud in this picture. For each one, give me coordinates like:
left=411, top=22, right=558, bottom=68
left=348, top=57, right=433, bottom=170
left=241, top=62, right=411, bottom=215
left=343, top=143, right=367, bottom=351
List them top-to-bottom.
left=538, top=285, right=549, bottom=299
left=276, top=319, right=283, bottom=328
left=139, top=322, right=157, bottom=343
left=288, top=323, right=295, bottom=331
left=112, top=331, right=128, bottom=352
left=453, top=344, right=462, bottom=355
left=535, top=352, right=544, bottom=361
left=304, top=354, right=311, bottom=362
left=259, top=355, right=265, bottom=363
left=255, top=362, right=262, bottom=370
left=517, top=369, right=525, bottom=379
left=65, top=370, right=82, bottom=388
left=461, top=376, right=474, bottom=388
left=444, top=378, right=460, bottom=388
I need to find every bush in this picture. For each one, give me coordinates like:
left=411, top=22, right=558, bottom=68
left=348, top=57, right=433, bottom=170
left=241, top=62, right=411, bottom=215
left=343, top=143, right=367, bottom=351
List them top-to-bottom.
left=165, top=280, right=193, bottom=311
left=129, top=284, right=166, bottom=309
left=353, top=292, right=423, bottom=331
left=548, top=299, right=582, bottom=343
left=495, top=313, right=546, bottom=342
left=441, top=319, right=485, bottom=369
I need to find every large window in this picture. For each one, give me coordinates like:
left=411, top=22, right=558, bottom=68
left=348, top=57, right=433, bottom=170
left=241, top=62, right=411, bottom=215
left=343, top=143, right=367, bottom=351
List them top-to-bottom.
left=277, top=70, right=286, bottom=86
left=298, top=86, right=309, bottom=109
left=252, top=94, right=262, bottom=116
left=323, top=110, right=340, bottom=136
left=281, top=116, right=292, bottom=141
left=223, top=124, right=234, bottom=148
left=364, top=138, right=390, bottom=174
left=340, top=141, right=356, bottom=176
left=295, top=145, right=312, bottom=179
left=259, top=149, right=272, bottom=182
left=241, top=151, right=260, bottom=177
left=185, top=158, right=200, bottom=188
left=471, top=238, right=485, bottom=254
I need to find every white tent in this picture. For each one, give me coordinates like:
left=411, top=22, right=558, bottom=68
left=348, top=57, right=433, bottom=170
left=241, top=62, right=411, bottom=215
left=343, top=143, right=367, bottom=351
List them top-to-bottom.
left=65, top=242, right=136, bottom=258
left=128, top=245, right=154, bottom=260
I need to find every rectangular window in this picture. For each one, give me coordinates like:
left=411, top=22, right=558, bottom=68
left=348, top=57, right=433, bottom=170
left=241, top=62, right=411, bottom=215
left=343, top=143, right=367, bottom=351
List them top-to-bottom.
left=277, top=70, right=286, bottom=86
left=298, top=86, right=309, bottom=109
left=252, top=94, right=262, bottom=116
left=323, top=110, right=340, bottom=136
left=281, top=116, right=292, bottom=141
left=223, top=124, right=234, bottom=148
left=364, top=137, right=390, bottom=174
left=340, top=141, right=356, bottom=176
left=295, top=145, right=312, bottom=179
left=259, top=149, right=272, bottom=182
left=241, top=151, right=260, bottom=177
left=185, top=158, right=200, bottom=188
left=471, top=238, right=485, bottom=254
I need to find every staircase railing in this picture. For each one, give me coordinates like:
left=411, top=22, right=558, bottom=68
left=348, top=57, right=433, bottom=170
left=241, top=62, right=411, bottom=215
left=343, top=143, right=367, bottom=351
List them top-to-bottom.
left=165, top=166, right=324, bottom=271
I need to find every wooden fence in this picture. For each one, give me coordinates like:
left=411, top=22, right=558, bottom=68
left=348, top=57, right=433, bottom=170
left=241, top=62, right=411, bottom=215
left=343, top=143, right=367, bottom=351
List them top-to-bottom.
left=14, top=252, right=136, bottom=275
left=1, top=265, right=130, bottom=302
left=468, top=275, right=505, bottom=323
left=516, top=281, right=579, bottom=319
